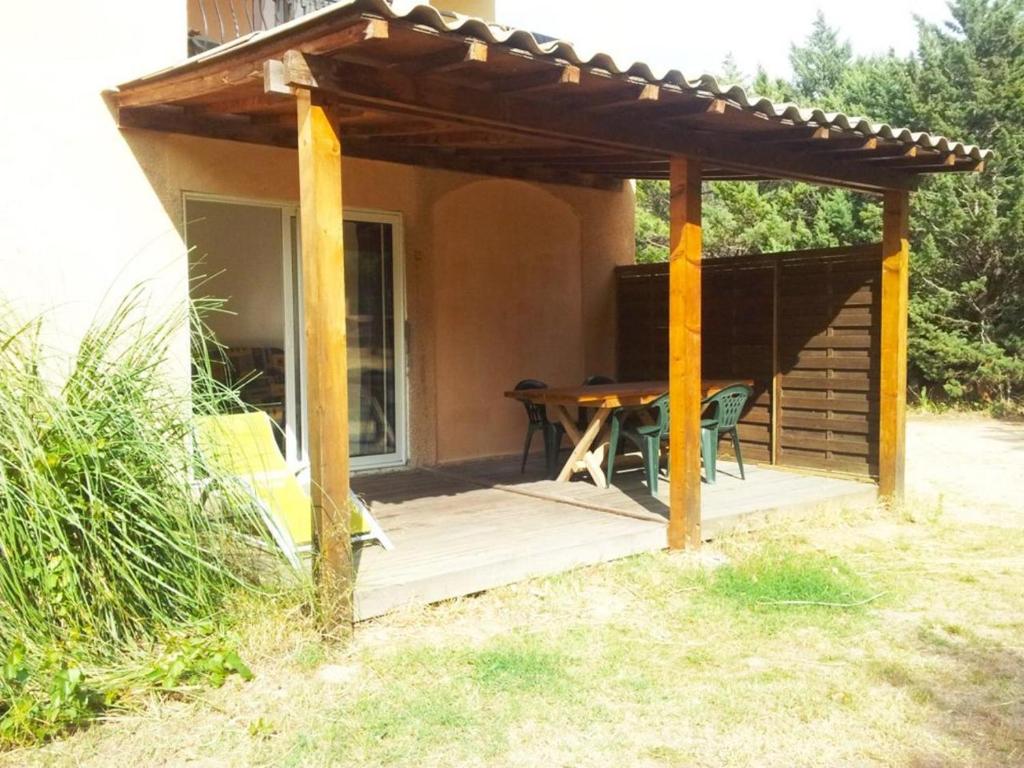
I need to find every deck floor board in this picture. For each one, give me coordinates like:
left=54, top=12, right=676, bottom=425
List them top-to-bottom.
left=351, top=457, right=876, bottom=620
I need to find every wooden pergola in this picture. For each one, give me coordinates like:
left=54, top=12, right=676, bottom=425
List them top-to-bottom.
left=113, top=0, right=990, bottom=630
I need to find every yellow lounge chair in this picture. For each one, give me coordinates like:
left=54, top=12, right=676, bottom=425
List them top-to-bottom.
left=195, top=411, right=394, bottom=569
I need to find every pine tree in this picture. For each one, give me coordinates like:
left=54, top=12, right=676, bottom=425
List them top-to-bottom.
left=790, top=11, right=853, bottom=105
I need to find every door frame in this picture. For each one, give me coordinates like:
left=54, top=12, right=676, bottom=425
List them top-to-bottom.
left=182, top=192, right=410, bottom=472
left=289, top=207, right=410, bottom=472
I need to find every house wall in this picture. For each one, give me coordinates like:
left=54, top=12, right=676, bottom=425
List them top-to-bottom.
left=2, top=0, right=634, bottom=467
left=1, top=1, right=190, bottom=371
left=118, top=131, right=636, bottom=466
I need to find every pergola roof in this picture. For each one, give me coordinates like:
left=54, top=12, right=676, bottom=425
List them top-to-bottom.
left=114, top=0, right=991, bottom=193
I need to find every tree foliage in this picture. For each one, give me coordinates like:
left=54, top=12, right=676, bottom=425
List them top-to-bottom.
left=634, top=0, right=1024, bottom=406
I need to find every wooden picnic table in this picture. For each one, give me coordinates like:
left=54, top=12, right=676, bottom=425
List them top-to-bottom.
left=504, top=379, right=751, bottom=488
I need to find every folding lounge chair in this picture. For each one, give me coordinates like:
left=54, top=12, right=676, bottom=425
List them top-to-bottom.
left=195, top=411, right=394, bottom=570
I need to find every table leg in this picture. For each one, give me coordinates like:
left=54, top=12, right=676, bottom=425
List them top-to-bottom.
left=553, top=406, right=611, bottom=487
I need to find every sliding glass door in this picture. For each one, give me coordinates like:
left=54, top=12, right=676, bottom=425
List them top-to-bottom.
left=285, top=209, right=408, bottom=470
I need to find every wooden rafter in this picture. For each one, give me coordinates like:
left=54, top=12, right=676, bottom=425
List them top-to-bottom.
left=113, top=13, right=985, bottom=190
left=395, top=39, right=488, bottom=74
left=278, top=50, right=914, bottom=192
left=491, top=63, right=581, bottom=94
left=341, top=139, right=622, bottom=190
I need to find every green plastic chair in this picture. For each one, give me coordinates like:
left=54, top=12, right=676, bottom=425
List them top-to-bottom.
left=512, top=379, right=564, bottom=478
left=700, top=383, right=754, bottom=483
left=606, top=392, right=732, bottom=494
left=605, top=394, right=669, bottom=494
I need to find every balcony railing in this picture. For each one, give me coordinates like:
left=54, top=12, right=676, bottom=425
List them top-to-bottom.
left=188, top=0, right=341, bottom=53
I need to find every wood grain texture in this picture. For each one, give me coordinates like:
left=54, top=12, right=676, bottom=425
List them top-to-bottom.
left=297, top=91, right=353, bottom=634
left=668, top=156, right=703, bottom=550
left=878, top=190, right=910, bottom=498
left=615, top=245, right=885, bottom=479
left=777, top=255, right=881, bottom=477
left=505, top=380, right=742, bottom=408
left=350, top=457, right=878, bottom=620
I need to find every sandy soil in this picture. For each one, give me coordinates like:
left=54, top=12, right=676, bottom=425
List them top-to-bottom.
left=907, top=413, right=1024, bottom=526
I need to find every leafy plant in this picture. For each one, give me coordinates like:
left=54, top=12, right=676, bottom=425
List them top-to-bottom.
left=0, top=287, right=284, bottom=746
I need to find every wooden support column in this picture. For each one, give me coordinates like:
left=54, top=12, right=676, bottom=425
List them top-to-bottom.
left=296, top=90, right=353, bottom=633
left=668, top=156, right=703, bottom=549
left=879, top=189, right=910, bottom=500
left=770, top=257, right=781, bottom=465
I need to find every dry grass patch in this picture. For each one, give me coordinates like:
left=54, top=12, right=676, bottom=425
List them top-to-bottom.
left=5, top=497, right=1024, bottom=768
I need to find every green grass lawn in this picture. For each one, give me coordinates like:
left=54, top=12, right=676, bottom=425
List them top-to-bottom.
left=7, top=498, right=1024, bottom=768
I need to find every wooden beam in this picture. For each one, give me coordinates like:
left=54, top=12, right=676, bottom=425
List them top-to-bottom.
left=307, top=16, right=389, bottom=57
left=119, top=17, right=390, bottom=108
left=396, top=40, right=488, bottom=74
left=280, top=51, right=914, bottom=192
left=493, top=63, right=581, bottom=93
left=583, top=82, right=661, bottom=113
left=296, top=91, right=353, bottom=635
left=188, top=93, right=291, bottom=115
left=660, top=98, right=729, bottom=123
left=119, top=104, right=297, bottom=148
left=337, top=118, right=445, bottom=137
left=749, top=125, right=831, bottom=144
left=369, top=128, right=550, bottom=148
left=808, top=136, right=878, bottom=153
left=341, top=139, right=622, bottom=190
left=860, top=145, right=919, bottom=162
left=867, top=151, right=956, bottom=168
left=668, top=156, right=703, bottom=549
left=907, top=158, right=986, bottom=173
left=878, top=189, right=910, bottom=500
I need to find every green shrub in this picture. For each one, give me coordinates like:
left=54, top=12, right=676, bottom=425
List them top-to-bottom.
left=0, top=289, right=279, bottom=746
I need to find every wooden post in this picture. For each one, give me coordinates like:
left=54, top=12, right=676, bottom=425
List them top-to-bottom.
left=296, top=90, right=353, bottom=633
left=667, top=156, right=703, bottom=549
left=879, top=190, right=910, bottom=500
left=770, top=257, right=781, bottom=466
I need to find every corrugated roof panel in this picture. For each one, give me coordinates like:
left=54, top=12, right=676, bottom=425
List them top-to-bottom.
left=122, top=0, right=992, bottom=164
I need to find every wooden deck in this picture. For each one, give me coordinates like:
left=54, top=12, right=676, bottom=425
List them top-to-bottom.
left=351, top=457, right=877, bottom=621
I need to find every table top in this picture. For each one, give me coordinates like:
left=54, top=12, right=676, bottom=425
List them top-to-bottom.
left=505, top=379, right=751, bottom=408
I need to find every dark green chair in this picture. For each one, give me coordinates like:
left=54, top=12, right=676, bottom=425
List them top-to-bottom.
left=577, top=374, right=615, bottom=432
left=513, top=379, right=564, bottom=478
left=700, top=383, right=754, bottom=483
left=605, top=393, right=723, bottom=495
left=606, top=394, right=670, bottom=494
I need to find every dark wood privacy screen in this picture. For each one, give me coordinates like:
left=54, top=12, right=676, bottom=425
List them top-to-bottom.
left=615, top=244, right=882, bottom=478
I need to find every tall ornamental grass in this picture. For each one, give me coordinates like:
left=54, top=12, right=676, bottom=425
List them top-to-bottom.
left=0, top=290, right=281, bottom=746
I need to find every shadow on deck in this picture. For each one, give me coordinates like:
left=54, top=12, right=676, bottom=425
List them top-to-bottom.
left=350, top=456, right=877, bottom=621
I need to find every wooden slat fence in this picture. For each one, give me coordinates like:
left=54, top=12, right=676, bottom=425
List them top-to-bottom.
left=616, top=243, right=882, bottom=478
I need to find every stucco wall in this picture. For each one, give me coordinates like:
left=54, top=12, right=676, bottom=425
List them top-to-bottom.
left=1, top=1, right=189, bottom=369
left=124, top=131, right=634, bottom=465
left=432, top=181, right=584, bottom=462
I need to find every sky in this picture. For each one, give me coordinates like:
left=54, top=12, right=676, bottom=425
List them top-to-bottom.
left=493, top=0, right=954, bottom=83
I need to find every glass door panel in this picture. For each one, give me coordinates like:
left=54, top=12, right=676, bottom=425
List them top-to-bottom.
left=287, top=212, right=407, bottom=470
left=346, top=220, right=400, bottom=461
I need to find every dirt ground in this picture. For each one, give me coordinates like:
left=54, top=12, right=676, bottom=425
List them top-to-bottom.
left=906, top=413, right=1024, bottom=526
